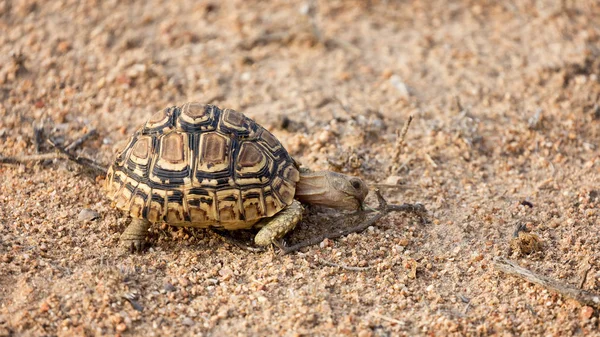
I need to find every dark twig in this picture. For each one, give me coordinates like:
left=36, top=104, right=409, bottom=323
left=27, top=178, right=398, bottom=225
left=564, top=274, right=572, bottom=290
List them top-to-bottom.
left=239, top=31, right=293, bottom=50
left=33, top=122, right=44, bottom=153
left=64, top=128, right=97, bottom=152
left=1, top=130, right=107, bottom=178
left=47, top=140, right=108, bottom=176
left=372, top=183, right=413, bottom=189
left=281, top=189, right=426, bottom=254
left=493, top=257, right=600, bottom=307
left=122, top=293, right=144, bottom=312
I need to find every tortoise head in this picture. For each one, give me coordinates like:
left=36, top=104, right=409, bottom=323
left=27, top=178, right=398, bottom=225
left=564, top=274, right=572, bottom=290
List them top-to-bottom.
left=294, top=171, right=369, bottom=210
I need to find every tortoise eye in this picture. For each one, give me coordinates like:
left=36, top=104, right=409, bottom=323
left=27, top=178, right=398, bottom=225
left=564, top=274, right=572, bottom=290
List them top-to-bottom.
left=351, top=180, right=362, bottom=190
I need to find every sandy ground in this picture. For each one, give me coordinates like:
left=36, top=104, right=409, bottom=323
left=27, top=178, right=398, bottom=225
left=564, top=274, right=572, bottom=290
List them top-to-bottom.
left=1, top=0, right=600, bottom=336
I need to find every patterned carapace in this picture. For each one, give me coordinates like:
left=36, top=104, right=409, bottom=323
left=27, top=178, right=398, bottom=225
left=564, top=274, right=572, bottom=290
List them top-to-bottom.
left=105, top=102, right=300, bottom=229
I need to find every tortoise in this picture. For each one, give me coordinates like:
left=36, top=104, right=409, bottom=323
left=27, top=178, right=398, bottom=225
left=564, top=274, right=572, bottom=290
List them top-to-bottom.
left=105, top=102, right=369, bottom=251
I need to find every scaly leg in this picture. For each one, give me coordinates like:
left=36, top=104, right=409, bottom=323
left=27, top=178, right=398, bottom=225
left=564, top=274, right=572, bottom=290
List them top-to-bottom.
left=254, top=200, right=303, bottom=246
left=120, top=218, right=151, bottom=252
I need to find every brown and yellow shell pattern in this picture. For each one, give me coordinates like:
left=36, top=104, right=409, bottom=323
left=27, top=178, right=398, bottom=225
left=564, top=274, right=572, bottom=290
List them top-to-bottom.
left=105, top=102, right=300, bottom=229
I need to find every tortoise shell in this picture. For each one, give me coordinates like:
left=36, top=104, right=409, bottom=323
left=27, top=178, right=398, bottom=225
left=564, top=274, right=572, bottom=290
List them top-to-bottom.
left=105, top=102, right=300, bottom=229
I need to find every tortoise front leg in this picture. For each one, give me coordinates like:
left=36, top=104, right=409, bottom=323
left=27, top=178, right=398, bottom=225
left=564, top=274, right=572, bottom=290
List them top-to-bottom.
left=254, top=200, right=303, bottom=246
left=120, top=218, right=151, bottom=252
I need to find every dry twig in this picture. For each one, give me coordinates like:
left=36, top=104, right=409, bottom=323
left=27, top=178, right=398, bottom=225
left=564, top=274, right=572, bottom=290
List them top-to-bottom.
left=33, top=122, right=44, bottom=154
left=64, top=128, right=97, bottom=152
left=1, top=129, right=106, bottom=178
left=47, top=140, right=108, bottom=177
left=0, top=152, right=68, bottom=164
left=424, top=153, right=438, bottom=168
left=281, top=189, right=426, bottom=254
left=210, top=190, right=425, bottom=255
left=493, top=257, right=600, bottom=307
left=122, top=293, right=144, bottom=312
left=370, top=313, right=405, bottom=325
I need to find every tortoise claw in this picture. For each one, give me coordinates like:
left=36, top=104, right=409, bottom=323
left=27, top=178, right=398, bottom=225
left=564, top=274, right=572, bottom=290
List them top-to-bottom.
left=120, top=219, right=150, bottom=254
left=272, top=238, right=288, bottom=255
left=121, top=239, right=146, bottom=253
left=132, top=239, right=145, bottom=253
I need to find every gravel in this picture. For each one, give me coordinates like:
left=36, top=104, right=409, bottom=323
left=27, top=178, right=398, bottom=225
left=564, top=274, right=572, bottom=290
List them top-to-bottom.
left=1, top=0, right=599, bottom=336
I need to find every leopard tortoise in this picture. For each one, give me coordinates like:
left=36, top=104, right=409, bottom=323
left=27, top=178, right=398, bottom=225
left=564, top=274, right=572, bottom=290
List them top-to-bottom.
left=105, top=102, right=369, bottom=251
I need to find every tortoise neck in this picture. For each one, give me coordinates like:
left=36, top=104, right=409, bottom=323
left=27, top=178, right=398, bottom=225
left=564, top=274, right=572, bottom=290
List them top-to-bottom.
left=294, top=171, right=329, bottom=205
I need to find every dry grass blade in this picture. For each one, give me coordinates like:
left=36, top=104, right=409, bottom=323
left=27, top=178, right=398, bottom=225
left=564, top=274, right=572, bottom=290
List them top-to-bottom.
left=388, top=115, right=413, bottom=174
left=0, top=152, right=68, bottom=164
left=493, top=257, right=600, bottom=307
left=318, top=258, right=373, bottom=271
left=580, top=261, right=592, bottom=289
left=370, top=313, right=405, bottom=325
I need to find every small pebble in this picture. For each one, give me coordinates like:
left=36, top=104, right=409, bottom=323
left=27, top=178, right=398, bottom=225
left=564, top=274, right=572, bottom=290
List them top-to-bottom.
left=56, top=41, right=71, bottom=53
left=381, top=68, right=393, bottom=79
left=240, top=72, right=251, bottom=82
left=390, top=75, right=410, bottom=99
left=317, top=130, right=333, bottom=144
left=384, top=175, right=403, bottom=185
left=78, top=209, right=100, bottom=222
left=319, top=238, right=333, bottom=248
left=219, top=267, right=234, bottom=281
left=178, top=277, right=189, bottom=287
left=257, top=296, right=268, bottom=303
left=39, top=301, right=50, bottom=313
left=581, top=306, right=594, bottom=320
left=217, top=308, right=229, bottom=319
left=182, top=317, right=195, bottom=326
left=116, top=323, right=127, bottom=332
left=357, top=329, right=373, bottom=337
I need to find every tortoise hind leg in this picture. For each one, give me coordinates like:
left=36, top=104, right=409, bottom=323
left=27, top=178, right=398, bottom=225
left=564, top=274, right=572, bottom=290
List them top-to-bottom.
left=254, top=200, right=303, bottom=246
left=120, top=218, right=151, bottom=252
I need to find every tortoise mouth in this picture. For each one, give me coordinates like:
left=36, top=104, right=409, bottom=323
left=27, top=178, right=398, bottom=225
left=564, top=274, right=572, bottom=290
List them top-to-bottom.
left=297, top=194, right=362, bottom=211
left=338, top=195, right=364, bottom=211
